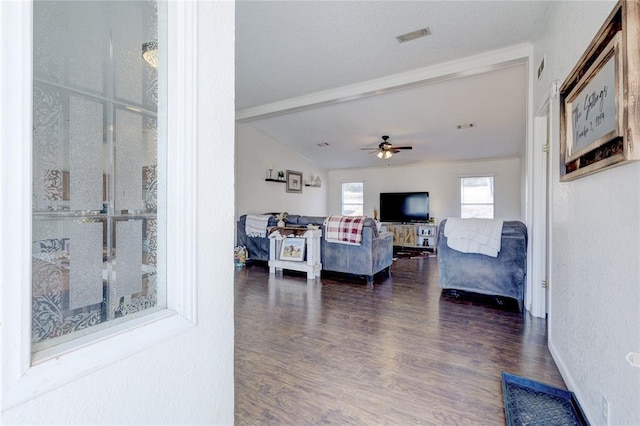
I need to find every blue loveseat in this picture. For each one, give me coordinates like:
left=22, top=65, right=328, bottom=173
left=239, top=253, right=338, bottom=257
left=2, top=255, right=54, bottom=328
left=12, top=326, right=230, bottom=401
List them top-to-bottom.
left=237, top=214, right=394, bottom=283
left=437, top=218, right=527, bottom=309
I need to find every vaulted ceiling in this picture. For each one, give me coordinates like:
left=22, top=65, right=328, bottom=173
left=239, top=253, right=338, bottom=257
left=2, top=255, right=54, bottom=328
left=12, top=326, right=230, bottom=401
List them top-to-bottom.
left=235, top=1, right=551, bottom=169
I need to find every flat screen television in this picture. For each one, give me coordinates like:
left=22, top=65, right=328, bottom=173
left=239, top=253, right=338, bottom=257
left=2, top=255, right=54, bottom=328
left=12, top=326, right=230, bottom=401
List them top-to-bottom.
left=379, top=192, right=429, bottom=223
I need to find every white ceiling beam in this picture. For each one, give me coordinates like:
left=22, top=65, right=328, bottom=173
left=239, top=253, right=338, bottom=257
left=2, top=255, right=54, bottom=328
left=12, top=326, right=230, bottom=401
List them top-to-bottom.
left=236, top=43, right=533, bottom=123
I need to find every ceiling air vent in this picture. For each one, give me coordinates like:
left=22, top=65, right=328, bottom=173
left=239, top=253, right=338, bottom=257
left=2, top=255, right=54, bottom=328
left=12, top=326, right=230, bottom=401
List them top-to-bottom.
left=396, top=27, right=431, bottom=43
left=457, top=123, right=474, bottom=130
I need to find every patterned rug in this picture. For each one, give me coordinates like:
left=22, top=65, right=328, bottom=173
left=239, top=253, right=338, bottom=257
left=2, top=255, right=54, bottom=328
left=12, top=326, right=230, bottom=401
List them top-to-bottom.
left=501, top=372, right=589, bottom=425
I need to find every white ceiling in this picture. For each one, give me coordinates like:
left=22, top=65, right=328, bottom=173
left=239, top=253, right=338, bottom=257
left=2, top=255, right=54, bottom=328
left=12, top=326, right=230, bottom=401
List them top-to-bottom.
left=235, top=1, right=551, bottom=169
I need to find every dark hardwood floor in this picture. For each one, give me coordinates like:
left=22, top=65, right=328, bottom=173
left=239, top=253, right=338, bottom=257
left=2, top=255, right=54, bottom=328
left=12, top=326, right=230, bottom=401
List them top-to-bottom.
left=235, top=257, right=564, bottom=425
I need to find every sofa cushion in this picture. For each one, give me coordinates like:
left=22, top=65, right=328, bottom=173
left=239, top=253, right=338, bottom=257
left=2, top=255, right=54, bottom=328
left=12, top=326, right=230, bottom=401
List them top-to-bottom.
left=284, top=214, right=301, bottom=225
left=297, top=216, right=326, bottom=227
left=361, top=217, right=379, bottom=238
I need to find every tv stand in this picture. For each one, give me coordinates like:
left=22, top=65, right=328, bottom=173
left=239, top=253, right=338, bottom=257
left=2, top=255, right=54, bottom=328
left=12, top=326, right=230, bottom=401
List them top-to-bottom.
left=381, top=223, right=438, bottom=254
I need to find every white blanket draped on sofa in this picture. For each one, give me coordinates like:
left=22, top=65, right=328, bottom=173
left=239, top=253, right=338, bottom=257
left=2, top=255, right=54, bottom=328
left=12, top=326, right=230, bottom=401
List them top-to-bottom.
left=245, top=214, right=271, bottom=238
left=444, top=217, right=504, bottom=257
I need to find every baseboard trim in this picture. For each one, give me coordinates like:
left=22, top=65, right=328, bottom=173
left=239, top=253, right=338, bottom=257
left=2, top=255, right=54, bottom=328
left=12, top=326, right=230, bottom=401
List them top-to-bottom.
left=548, top=339, right=595, bottom=424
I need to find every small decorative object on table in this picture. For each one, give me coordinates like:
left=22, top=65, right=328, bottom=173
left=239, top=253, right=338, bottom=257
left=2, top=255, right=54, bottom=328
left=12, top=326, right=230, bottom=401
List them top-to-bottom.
left=277, top=170, right=285, bottom=181
left=276, top=211, right=288, bottom=227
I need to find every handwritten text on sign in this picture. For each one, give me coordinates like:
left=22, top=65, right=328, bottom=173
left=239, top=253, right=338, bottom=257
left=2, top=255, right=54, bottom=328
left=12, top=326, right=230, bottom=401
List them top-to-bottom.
left=569, top=56, right=616, bottom=153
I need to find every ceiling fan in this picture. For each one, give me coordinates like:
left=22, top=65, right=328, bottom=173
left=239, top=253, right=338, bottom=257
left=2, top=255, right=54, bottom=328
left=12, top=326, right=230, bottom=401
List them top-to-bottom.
left=361, top=135, right=413, bottom=160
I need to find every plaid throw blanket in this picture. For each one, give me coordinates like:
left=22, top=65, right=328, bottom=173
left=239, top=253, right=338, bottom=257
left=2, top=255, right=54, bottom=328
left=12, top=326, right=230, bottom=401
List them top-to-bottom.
left=245, top=214, right=271, bottom=238
left=323, top=215, right=366, bottom=245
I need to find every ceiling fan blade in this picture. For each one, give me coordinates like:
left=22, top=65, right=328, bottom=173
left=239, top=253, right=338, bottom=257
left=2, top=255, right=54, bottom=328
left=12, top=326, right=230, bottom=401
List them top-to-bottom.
left=392, top=146, right=413, bottom=150
left=360, top=147, right=378, bottom=151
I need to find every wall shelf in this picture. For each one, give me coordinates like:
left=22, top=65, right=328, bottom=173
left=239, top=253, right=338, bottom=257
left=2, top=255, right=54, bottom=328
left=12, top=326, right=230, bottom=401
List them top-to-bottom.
left=265, top=178, right=285, bottom=183
left=304, top=183, right=321, bottom=187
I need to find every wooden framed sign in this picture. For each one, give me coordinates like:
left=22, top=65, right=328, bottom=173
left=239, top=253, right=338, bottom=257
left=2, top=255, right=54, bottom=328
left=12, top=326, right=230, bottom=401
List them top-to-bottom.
left=559, top=1, right=640, bottom=181
left=564, top=34, right=622, bottom=162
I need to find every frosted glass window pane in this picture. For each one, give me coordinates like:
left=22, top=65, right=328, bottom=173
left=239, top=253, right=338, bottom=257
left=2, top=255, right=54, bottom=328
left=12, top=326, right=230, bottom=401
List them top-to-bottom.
left=32, top=0, right=164, bottom=354
left=33, top=2, right=64, bottom=84
left=67, top=2, right=108, bottom=94
left=113, top=3, right=144, bottom=104
left=33, top=85, right=65, bottom=211
left=69, top=96, right=104, bottom=211
left=115, top=109, right=143, bottom=212
left=32, top=218, right=105, bottom=350
left=32, top=219, right=70, bottom=300
left=113, top=219, right=159, bottom=319
left=114, top=220, right=143, bottom=300
left=69, top=221, right=104, bottom=309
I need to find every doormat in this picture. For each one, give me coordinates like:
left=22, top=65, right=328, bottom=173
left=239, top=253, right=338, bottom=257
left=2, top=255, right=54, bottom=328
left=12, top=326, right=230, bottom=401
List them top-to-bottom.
left=501, top=372, right=589, bottom=426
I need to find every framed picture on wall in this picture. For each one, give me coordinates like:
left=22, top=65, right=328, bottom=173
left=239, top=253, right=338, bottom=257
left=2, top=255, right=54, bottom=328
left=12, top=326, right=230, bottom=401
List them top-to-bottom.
left=285, top=170, right=303, bottom=193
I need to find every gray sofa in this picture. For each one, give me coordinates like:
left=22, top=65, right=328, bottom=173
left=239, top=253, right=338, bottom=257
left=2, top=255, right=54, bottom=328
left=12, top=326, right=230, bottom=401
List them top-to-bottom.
left=237, top=214, right=393, bottom=283
left=437, top=218, right=527, bottom=309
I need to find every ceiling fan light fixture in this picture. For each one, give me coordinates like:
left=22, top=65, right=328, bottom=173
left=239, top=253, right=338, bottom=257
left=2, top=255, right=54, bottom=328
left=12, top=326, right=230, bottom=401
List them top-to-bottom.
left=142, top=41, right=158, bottom=68
left=377, top=150, right=392, bottom=160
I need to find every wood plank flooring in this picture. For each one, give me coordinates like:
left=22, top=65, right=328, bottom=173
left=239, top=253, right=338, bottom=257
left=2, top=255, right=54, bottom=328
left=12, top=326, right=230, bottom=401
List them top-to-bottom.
left=235, top=257, right=564, bottom=425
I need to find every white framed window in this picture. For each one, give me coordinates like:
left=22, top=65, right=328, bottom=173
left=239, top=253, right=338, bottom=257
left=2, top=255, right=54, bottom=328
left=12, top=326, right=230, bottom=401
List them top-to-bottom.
left=1, top=0, right=198, bottom=409
left=31, top=0, right=166, bottom=356
left=460, top=176, right=495, bottom=219
left=341, top=181, right=364, bottom=216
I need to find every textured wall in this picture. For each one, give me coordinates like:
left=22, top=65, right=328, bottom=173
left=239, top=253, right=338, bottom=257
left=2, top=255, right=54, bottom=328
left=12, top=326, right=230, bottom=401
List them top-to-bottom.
left=532, top=1, right=640, bottom=424
left=2, top=2, right=235, bottom=424
left=236, top=123, right=329, bottom=219
left=327, top=157, right=522, bottom=222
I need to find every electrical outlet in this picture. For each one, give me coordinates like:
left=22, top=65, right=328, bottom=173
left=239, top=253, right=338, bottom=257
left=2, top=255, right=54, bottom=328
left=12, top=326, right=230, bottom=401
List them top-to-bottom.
left=601, top=394, right=610, bottom=425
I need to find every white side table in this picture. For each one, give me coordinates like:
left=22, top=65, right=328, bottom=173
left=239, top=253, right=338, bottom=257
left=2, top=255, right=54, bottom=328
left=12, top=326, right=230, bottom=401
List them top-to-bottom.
left=268, top=228, right=322, bottom=280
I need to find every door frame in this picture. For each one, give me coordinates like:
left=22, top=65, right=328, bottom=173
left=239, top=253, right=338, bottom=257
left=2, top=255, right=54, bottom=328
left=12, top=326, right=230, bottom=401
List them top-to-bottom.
left=529, top=95, right=552, bottom=317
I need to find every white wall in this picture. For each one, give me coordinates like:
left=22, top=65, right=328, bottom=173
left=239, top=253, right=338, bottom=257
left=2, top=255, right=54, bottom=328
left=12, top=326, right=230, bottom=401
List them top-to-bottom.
left=1, top=2, right=235, bottom=424
left=533, top=2, right=640, bottom=425
left=236, top=123, right=328, bottom=218
left=519, top=140, right=528, bottom=224
left=328, top=157, right=521, bottom=222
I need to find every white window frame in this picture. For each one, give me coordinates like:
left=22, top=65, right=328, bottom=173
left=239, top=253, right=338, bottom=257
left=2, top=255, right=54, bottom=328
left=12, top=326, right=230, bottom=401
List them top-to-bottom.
left=1, top=1, right=198, bottom=410
left=460, top=175, right=495, bottom=219
left=341, top=181, right=364, bottom=216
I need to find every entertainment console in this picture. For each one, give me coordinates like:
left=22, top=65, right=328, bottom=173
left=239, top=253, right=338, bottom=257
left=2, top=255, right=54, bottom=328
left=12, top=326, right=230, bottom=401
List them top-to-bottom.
left=381, top=223, right=438, bottom=253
